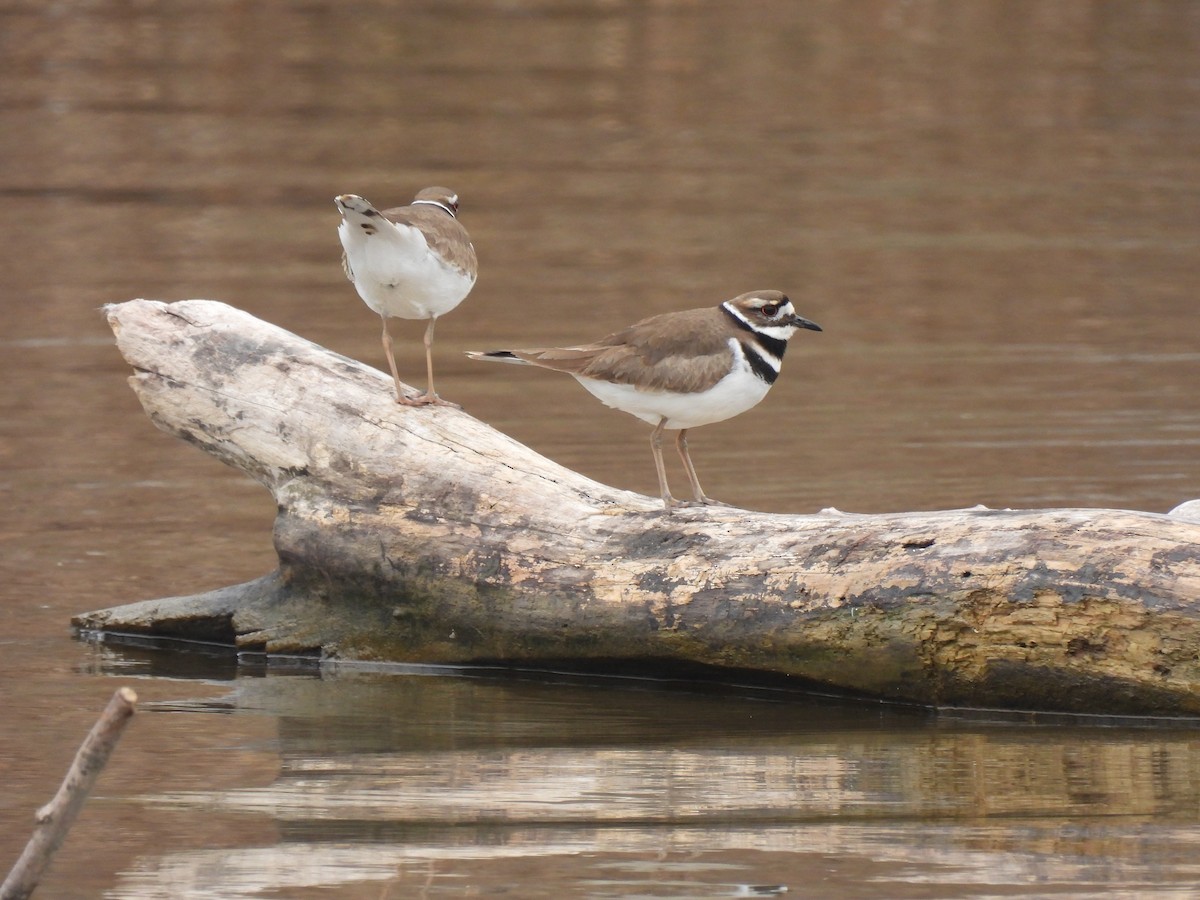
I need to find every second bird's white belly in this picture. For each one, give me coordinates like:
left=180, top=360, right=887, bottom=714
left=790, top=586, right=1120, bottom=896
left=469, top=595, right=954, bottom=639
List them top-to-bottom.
left=340, top=221, right=475, bottom=320
left=574, top=357, right=772, bottom=431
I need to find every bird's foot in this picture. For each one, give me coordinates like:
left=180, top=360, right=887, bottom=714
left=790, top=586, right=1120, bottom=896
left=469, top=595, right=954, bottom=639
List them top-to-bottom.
left=397, top=391, right=461, bottom=409
left=666, top=497, right=730, bottom=509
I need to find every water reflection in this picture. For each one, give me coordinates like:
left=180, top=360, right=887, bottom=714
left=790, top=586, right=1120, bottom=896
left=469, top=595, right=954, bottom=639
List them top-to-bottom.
left=6, top=0, right=1200, bottom=896
left=77, top=651, right=1200, bottom=897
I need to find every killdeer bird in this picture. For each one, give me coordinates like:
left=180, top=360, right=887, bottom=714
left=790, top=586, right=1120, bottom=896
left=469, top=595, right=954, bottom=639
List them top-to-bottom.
left=335, top=188, right=478, bottom=406
left=468, top=290, right=822, bottom=508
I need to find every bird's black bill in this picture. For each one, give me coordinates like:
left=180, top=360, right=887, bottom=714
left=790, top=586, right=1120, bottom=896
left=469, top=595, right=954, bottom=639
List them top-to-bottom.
left=792, top=315, right=822, bottom=332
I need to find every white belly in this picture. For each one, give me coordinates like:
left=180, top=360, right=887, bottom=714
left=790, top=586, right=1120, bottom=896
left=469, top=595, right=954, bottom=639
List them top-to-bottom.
left=339, top=220, right=475, bottom=320
left=574, top=362, right=772, bottom=431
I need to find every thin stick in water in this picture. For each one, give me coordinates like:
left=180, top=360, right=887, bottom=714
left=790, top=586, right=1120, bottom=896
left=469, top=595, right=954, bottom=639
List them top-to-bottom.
left=1, top=687, right=138, bottom=900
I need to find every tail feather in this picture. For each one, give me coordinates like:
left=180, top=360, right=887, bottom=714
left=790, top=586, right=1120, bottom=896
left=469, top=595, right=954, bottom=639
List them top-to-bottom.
left=465, top=350, right=530, bottom=365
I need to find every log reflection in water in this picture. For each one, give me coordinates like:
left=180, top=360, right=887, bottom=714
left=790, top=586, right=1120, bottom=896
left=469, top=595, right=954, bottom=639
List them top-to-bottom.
left=103, top=670, right=1200, bottom=897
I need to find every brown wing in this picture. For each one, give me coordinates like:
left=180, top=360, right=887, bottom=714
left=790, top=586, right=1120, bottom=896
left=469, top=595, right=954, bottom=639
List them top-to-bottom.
left=382, top=206, right=478, bottom=278
left=506, top=307, right=736, bottom=394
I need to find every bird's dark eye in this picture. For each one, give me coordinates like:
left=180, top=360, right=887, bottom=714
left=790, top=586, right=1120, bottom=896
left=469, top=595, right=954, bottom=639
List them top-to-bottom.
left=761, top=304, right=779, bottom=318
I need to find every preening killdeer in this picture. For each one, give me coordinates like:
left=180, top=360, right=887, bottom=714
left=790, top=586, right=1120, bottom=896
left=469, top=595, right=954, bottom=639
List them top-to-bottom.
left=335, top=188, right=478, bottom=406
left=468, top=290, right=822, bottom=508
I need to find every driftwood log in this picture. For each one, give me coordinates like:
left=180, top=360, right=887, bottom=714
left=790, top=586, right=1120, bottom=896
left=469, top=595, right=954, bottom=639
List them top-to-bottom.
left=75, top=300, right=1200, bottom=715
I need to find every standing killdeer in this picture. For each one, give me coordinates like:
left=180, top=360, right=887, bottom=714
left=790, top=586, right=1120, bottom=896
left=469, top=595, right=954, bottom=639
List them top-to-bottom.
left=335, top=188, right=478, bottom=406
left=467, top=290, right=822, bottom=508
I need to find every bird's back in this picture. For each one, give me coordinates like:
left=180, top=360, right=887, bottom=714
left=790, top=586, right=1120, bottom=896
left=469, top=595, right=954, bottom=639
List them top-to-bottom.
left=339, top=200, right=477, bottom=320
left=483, top=306, right=736, bottom=395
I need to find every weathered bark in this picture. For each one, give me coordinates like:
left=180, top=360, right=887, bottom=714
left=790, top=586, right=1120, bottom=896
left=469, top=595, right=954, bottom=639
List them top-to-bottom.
left=76, top=299, right=1200, bottom=715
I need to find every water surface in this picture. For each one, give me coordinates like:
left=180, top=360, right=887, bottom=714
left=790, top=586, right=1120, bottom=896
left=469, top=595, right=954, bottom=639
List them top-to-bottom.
left=3, top=1, right=1200, bottom=896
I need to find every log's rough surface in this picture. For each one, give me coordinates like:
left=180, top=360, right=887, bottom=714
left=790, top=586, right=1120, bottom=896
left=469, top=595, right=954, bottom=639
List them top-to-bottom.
left=77, top=299, right=1200, bottom=715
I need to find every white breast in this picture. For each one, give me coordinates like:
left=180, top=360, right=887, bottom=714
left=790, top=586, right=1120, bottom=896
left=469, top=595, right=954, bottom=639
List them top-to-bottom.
left=338, top=218, right=475, bottom=320
left=573, top=340, right=773, bottom=430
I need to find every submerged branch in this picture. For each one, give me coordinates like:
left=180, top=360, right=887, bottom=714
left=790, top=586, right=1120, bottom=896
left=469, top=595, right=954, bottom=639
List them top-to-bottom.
left=1, top=688, right=138, bottom=900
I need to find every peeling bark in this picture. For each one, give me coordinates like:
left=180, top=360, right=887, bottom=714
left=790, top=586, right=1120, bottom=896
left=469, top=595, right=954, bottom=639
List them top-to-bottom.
left=75, top=299, right=1200, bottom=715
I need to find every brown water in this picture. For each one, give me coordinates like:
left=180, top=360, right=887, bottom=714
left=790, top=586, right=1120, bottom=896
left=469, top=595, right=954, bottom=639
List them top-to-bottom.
left=3, top=1, right=1200, bottom=896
